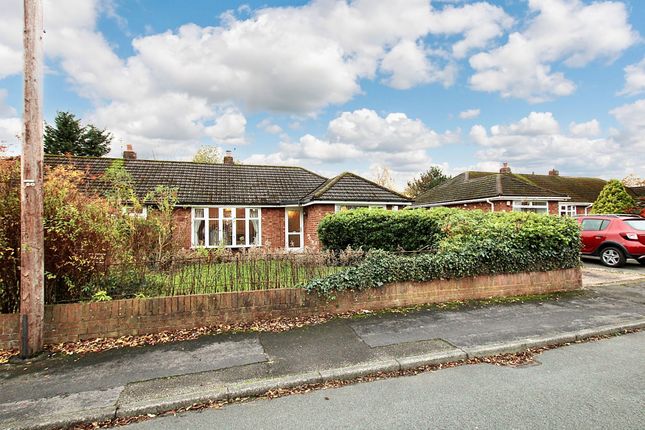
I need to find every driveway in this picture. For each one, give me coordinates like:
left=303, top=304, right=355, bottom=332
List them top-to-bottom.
left=582, top=256, right=645, bottom=287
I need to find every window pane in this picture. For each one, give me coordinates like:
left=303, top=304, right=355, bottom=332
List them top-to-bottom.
left=236, top=207, right=245, bottom=218
left=194, top=208, right=205, bottom=219
left=208, top=208, right=219, bottom=220
left=223, top=208, right=233, bottom=218
left=249, top=208, right=259, bottom=218
left=287, top=209, right=301, bottom=233
left=249, top=218, right=260, bottom=245
left=208, top=219, right=220, bottom=246
left=223, top=219, right=233, bottom=246
left=235, top=219, right=246, bottom=245
left=581, top=219, right=603, bottom=231
left=193, top=220, right=205, bottom=246
left=625, top=220, right=645, bottom=231
left=288, top=233, right=301, bottom=248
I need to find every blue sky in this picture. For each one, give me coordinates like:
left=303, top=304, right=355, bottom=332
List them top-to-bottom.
left=1, top=0, right=644, bottom=188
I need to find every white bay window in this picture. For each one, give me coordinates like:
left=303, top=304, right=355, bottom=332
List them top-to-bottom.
left=512, top=200, right=548, bottom=214
left=192, top=207, right=261, bottom=248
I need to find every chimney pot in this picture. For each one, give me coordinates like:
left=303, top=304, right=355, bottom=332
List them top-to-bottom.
left=123, top=144, right=137, bottom=160
left=223, top=150, right=234, bottom=165
left=499, top=162, right=511, bottom=174
left=548, top=168, right=559, bottom=176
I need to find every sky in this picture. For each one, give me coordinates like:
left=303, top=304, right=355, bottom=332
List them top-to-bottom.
left=1, top=0, right=644, bottom=189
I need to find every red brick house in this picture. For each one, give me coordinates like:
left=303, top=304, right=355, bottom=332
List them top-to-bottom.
left=46, top=151, right=411, bottom=250
left=413, top=163, right=609, bottom=216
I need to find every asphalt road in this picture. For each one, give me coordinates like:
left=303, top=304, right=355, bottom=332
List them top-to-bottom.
left=126, top=331, right=645, bottom=430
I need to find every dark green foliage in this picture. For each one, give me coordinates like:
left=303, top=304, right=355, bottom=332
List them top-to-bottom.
left=44, top=111, right=112, bottom=156
left=404, top=166, right=451, bottom=198
left=591, top=179, right=636, bottom=214
left=305, top=208, right=582, bottom=296
left=317, top=208, right=443, bottom=252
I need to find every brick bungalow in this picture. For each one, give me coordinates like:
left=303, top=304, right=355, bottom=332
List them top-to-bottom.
left=46, top=149, right=411, bottom=250
left=413, top=163, right=610, bottom=216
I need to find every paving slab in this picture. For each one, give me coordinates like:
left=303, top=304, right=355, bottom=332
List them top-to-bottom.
left=349, top=287, right=645, bottom=349
left=0, top=333, right=266, bottom=403
left=0, top=387, right=122, bottom=430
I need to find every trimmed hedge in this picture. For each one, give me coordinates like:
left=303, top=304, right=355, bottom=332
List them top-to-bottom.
left=305, top=208, right=581, bottom=296
left=317, top=208, right=443, bottom=252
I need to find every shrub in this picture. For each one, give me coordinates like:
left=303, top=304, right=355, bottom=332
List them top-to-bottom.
left=0, top=158, right=182, bottom=311
left=591, top=179, right=636, bottom=214
left=305, top=208, right=581, bottom=296
left=317, top=208, right=443, bottom=252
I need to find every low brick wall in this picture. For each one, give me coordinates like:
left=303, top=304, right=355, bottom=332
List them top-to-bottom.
left=0, top=268, right=581, bottom=350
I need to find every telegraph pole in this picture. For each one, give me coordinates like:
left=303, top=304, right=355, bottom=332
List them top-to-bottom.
left=20, top=0, right=44, bottom=358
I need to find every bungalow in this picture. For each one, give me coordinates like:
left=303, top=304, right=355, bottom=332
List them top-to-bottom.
left=45, top=148, right=412, bottom=250
left=413, top=163, right=609, bottom=216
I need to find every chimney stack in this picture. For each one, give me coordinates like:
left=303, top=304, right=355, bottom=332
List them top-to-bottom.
left=123, top=144, right=137, bottom=160
left=223, top=150, right=234, bottom=165
left=499, top=162, right=511, bottom=174
left=548, top=168, right=559, bottom=176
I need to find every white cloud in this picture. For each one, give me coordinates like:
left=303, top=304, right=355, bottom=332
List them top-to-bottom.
left=469, top=0, right=638, bottom=102
left=427, top=2, right=514, bottom=58
left=380, top=40, right=456, bottom=89
left=620, top=57, right=645, bottom=96
left=0, top=89, right=21, bottom=154
left=609, top=99, right=645, bottom=167
left=245, top=108, right=455, bottom=187
left=459, top=108, right=480, bottom=119
left=469, top=109, right=645, bottom=178
left=257, top=119, right=283, bottom=135
left=569, top=119, right=600, bottom=137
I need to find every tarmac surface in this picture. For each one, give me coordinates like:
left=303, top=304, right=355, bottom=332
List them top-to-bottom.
left=1, top=271, right=644, bottom=429
left=125, top=331, right=645, bottom=430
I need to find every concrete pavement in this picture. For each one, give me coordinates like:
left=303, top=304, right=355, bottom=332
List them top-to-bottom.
left=1, top=280, right=644, bottom=429
left=126, top=331, right=645, bottom=430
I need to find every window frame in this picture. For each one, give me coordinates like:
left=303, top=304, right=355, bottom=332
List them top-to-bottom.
left=511, top=200, right=549, bottom=213
left=334, top=204, right=387, bottom=212
left=559, top=204, right=578, bottom=217
left=191, top=207, right=262, bottom=248
left=285, top=207, right=304, bottom=250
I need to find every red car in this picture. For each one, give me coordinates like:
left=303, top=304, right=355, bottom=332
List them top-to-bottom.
left=576, top=215, right=645, bottom=267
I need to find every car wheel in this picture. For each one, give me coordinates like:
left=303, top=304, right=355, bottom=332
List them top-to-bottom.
left=600, top=247, right=626, bottom=268
left=639, top=259, right=645, bottom=266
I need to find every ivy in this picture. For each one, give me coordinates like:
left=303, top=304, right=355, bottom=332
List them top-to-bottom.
left=305, top=208, right=581, bottom=297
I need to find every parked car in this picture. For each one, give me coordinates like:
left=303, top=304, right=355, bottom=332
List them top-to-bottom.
left=575, top=215, right=645, bottom=267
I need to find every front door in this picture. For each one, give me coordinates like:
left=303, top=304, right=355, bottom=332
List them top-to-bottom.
left=285, top=208, right=303, bottom=250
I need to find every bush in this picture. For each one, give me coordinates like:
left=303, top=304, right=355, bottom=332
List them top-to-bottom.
left=0, top=158, right=182, bottom=311
left=591, top=179, right=636, bottom=214
left=305, top=208, right=581, bottom=296
left=317, top=208, right=443, bottom=252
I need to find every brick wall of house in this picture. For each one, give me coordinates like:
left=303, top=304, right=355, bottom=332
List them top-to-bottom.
left=304, top=204, right=335, bottom=249
left=261, top=208, right=285, bottom=249
left=0, top=268, right=582, bottom=349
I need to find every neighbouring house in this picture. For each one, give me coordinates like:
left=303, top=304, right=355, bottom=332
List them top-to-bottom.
left=45, top=149, right=412, bottom=250
left=413, top=163, right=610, bottom=216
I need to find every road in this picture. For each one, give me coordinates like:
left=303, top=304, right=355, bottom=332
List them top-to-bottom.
left=126, top=331, right=645, bottom=430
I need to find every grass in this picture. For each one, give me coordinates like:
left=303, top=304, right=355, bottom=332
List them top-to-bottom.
left=94, top=257, right=349, bottom=299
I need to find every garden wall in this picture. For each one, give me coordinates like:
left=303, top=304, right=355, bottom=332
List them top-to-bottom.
left=0, top=267, right=581, bottom=349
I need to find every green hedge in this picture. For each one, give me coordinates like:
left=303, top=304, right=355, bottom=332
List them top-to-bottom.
left=305, top=208, right=581, bottom=296
left=317, top=208, right=443, bottom=252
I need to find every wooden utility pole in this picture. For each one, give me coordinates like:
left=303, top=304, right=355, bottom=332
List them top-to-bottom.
left=20, top=0, right=44, bottom=358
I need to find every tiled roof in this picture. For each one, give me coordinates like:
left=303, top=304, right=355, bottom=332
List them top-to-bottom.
left=44, top=155, right=410, bottom=206
left=415, top=171, right=577, bottom=205
left=304, top=172, right=411, bottom=203
left=628, top=186, right=645, bottom=198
